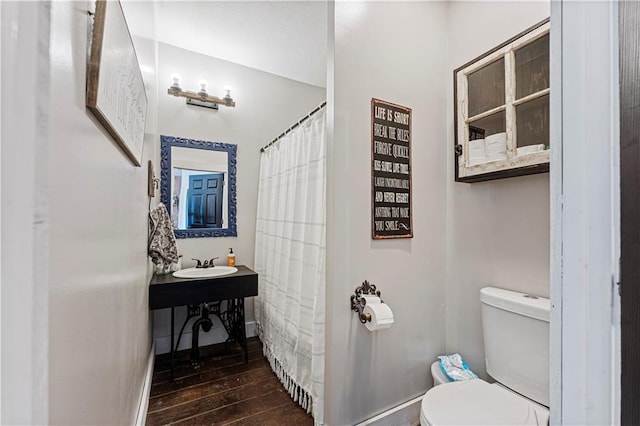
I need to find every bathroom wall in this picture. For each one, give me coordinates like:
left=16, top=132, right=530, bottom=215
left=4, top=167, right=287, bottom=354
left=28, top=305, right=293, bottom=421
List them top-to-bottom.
left=46, top=1, right=158, bottom=423
left=444, top=1, right=551, bottom=379
left=1, top=2, right=51, bottom=422
left=326, top=2, right=449, bottom=424
left=153, top=42, right=325, bottom=353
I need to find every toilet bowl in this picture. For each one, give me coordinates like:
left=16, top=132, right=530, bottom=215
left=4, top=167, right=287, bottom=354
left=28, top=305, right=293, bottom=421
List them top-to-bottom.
left=420, top=287, right=551, bottom=425
left=430, top=361, right=450, bottom=386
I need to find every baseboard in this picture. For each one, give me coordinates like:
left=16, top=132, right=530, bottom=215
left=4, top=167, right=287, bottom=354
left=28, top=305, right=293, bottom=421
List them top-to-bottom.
left=245, top=320, right=257, bottom=338
left=154, top=321, right=258, bottom=355
left=244, top=321, right=258, bottom=339
left=134, top=342, right=155, bottom=426
left=355, top=394, right=424, bottom=426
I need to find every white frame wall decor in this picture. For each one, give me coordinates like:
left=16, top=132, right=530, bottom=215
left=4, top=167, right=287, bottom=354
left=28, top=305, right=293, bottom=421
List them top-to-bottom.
left=86, top=0, right=148, bottom=167
left=454, top=19, right=550, bottom=183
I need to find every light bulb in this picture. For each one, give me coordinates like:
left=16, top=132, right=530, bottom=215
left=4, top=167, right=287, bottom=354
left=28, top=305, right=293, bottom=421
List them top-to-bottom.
left=169, top=73, right=182, bottom=96
left=170, top=73, right=181, bottom=87
left=199, top=80, right=208, bottom=92
left=223, top=85, right=233, bottom=106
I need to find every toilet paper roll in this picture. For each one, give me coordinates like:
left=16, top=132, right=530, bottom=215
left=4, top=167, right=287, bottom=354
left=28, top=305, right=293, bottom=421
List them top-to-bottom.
left=361, top=295, right=382, bottom=305
left=363, top=302, right=394, bottom=331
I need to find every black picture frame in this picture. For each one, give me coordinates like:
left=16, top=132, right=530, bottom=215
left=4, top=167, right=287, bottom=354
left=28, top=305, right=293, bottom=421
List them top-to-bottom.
left=371, top=98, right=413, bottom=240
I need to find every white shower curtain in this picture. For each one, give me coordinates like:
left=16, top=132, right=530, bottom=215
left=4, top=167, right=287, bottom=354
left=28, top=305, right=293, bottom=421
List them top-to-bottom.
left=254, top=106, right=325, bottom=425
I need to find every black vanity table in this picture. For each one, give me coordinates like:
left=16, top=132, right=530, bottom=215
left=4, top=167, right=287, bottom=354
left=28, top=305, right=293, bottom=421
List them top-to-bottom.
left=149, top=265, right=258, bottom=379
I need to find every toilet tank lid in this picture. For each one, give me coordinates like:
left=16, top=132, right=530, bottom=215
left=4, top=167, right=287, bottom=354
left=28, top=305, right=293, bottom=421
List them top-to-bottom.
left=480, top=287, right=550, bottom=322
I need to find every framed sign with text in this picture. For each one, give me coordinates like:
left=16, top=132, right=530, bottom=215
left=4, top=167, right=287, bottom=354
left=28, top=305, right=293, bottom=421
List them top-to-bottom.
left=87, top=0, right=148, bottom=167
left=371, top=99, right=413, bottom=239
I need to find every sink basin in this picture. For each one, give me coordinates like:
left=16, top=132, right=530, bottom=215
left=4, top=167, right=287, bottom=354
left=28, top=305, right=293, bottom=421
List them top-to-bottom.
left=173, top=266, right=238, bottom=279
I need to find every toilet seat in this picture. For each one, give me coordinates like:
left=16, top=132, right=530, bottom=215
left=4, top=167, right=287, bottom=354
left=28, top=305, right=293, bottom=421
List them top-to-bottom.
left=420, top=379, right=546, bottom=425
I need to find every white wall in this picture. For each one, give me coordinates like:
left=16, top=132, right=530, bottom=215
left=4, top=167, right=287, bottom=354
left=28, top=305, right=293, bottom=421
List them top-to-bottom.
left=46, top=1, right=158, bottom=423
left=444, top=1, right=550, bottom=379
left=1, top=2, right=51, bottom=423
left=326, top=2, right=448, bottom=424
left=154, top=42, right=325, bottom=353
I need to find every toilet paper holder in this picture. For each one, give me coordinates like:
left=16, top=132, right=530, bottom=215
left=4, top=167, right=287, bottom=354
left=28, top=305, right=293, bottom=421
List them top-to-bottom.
left=350, top=280, right=384, bottom=324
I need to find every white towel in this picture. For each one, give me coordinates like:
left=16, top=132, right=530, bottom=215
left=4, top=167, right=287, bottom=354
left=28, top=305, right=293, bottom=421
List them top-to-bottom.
left=485, top=132, right=507, bottom=154
left=485, top=132, right=507, bottom=145
left=468, top=138, right=486, bottom=166
left=468, top=139, right=486, bottom=157
left=517, top=144, right=545, bottom=156
left=486, top=153, right=508, bottom=162
left=148, top=203, right=179, bottom=270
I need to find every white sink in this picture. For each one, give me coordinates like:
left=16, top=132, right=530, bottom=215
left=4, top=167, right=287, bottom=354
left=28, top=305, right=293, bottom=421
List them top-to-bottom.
left=173, top=266, right=238, bottom=279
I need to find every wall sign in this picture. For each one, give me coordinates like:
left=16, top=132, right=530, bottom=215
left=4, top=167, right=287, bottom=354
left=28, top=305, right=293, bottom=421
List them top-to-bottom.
left=87, top=0, right=148, bottom=167
left=371, top=99, right=413, bottom=239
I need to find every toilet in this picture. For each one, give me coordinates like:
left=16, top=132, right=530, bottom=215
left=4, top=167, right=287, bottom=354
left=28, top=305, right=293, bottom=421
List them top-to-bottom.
left=420, top=287, right=551, bottom=425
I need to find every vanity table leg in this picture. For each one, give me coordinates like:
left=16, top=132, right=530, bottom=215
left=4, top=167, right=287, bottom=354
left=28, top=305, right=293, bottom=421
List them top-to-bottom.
left=240, top=298, right=248, bottom=363
left=170, top=306, right=175, bottom=381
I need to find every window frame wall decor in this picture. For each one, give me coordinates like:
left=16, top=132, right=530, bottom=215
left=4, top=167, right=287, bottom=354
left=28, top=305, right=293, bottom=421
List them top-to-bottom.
left=454, top=18, right=550, bottom=183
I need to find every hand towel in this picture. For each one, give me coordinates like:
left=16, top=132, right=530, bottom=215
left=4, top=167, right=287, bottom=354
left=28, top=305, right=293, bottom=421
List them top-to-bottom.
left=484, top=132, right=508, bottom=162
left=485, top=132, right=507, bottom=146
left=468, top=139, right=486, bottom=166
left=517, top=144, right=545, bottom=156
left=486, top=152, right=508, bottom=162
left=149, top=203, right=179, bottom=270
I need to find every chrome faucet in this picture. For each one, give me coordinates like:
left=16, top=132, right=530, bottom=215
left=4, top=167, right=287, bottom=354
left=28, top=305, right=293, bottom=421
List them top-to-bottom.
left=192, top=257, right=220, bottom=268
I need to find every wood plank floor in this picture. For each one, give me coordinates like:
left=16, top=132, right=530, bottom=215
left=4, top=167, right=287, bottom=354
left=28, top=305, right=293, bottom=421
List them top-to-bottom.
left=147, top=337, right=314, bottom=425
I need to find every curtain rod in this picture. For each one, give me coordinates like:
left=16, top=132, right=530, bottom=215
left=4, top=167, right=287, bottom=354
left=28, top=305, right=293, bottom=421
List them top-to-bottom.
left=260, top=101, right=327, bottom=153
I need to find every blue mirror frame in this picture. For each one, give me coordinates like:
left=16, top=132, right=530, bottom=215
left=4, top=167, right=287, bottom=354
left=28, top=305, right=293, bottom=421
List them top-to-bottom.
left=160, top=135, right=238, bottom=238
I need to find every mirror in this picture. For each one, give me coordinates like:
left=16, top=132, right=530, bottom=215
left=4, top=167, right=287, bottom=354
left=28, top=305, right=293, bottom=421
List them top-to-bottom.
left=160, top=135, right=237, bottom=238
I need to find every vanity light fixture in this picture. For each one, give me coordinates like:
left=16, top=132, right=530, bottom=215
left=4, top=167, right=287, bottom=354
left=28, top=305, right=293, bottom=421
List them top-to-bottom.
left=167, top=74, right=235, bottom=110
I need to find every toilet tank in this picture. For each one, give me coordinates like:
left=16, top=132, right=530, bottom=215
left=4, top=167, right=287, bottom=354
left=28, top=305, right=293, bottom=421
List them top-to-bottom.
left=480, top=287, right=550, bottom=407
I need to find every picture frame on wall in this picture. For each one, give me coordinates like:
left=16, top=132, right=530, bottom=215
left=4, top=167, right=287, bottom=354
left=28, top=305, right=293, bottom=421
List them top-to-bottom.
left=86, top=0, right=147, bottom=167
left=371, top=98, right=413, bottom=240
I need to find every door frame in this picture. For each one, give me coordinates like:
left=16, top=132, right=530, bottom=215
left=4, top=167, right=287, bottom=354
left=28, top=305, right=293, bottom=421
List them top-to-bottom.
left=550, top=0, right=621, bottom=423
left=618, top=0, right=640, bottom=423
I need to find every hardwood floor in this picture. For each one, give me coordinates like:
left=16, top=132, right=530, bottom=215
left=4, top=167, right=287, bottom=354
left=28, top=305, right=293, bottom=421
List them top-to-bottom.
left=146, top=337, right=314, bottom=425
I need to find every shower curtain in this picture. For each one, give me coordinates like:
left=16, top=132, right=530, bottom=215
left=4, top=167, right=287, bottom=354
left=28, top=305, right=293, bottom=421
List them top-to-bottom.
left=254, top=106, right=325, bottom=425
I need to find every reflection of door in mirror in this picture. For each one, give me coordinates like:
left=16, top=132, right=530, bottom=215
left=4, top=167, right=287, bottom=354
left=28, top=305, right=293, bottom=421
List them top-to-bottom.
left=160, top=135, right=237, bottom=238
left=171, top=146, right=229, bottom=231
left=173, top=167, right=227, bottom=230
left=187, top=173, right=224, bottom=229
